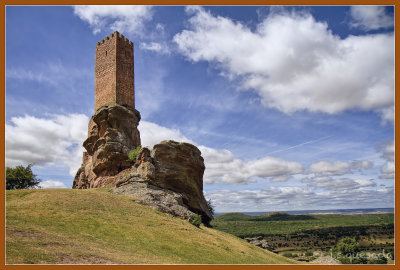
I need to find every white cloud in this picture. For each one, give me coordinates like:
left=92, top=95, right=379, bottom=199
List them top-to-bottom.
left=73, top=5, right=153, bottom=35
left=350, top=6, right=394, bottom=31
left=174, top=7, right=394, bottom=123
left=139, top=42, right=170, bottom=55
left=6, top=114, right=89, bottom=176
left=138, top=120, right=195, bottom=148
left=376, top=141, right=395, bottom=179
left=378, top=141, right=394, bottom=161
left=199, top=146, right=303, bottom=184
left=247, top=156, right=303, bottom=178
left=309, top=160, right=372, bottom=175
left=351, top=160, right=374, bottom=170
left=310, top=161, right=350, bottom=175
left=380, top=161, right=394, bottom=179
left=270, top=175, right=291, bottom=182
left=302, top=176, right=376, bottom=191
left=39, top=180, right=67, bottom=189
left=206, top=185, right=391, bottom=212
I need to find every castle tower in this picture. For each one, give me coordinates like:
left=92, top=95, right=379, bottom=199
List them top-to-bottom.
left=94, top=31, right=134, bottom=112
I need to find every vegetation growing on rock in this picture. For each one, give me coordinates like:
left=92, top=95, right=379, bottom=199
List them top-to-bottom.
left=128, top=146, right=142, bottom=162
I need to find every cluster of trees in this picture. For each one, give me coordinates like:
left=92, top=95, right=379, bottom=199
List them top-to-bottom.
left=6, top=164, right=41, bottom=190
left=334, top=237, right=388, bottom=264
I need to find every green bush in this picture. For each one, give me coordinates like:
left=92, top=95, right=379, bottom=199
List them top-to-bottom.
left=128, top=146, right=142, bottom=162
left=6, top=164, right=41, bottom=190
left=189, top=214, right=202, bottom=227
left=335, top=237, right=368, bottom=264
left=336, top=237, right=359, bottom=254
left=305, top=251, right=313, bottom=257
left=283, top=253, right=295, bottom=258
left=368, top=256, right=388, bottom=264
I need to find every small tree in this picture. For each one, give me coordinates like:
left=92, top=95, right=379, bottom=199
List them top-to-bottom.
left=6, top=164, right=41, bottom=190
left=206, top=199, right=215, bottom=217
left=335, top=237, right=367, bottom=264
left=336, top=237, right=359, bottom=254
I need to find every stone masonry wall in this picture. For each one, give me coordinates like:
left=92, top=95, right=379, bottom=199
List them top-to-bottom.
left=95, top=31, right=134, bottom=112
left=95, top=33, right=117, bottom=111
left=116, top=35, right=135, bottom=108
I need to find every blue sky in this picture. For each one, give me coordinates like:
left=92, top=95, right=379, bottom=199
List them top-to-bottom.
left=6, top=5, right=394, bottom=212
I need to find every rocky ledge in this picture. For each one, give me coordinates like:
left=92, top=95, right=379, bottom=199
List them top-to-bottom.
left=244, top=236, right=276, bottom=252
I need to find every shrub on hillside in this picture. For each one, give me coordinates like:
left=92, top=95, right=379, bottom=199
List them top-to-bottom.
left=189, top=214, right=201, bottom=227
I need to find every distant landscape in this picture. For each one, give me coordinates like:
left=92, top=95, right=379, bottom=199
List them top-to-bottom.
left=215, top=208, right=394, bottom=216
left=211, top=211, right=394, bottom=263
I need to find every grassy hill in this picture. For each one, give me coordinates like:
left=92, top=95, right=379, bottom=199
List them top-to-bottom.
left=6, top=188, right=298, bottom=264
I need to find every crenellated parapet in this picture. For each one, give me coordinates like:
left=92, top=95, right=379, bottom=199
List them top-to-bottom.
left=96, top=31, right=133, bottom=48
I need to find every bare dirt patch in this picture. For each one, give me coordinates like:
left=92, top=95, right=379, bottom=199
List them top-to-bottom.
left=58, top=254, right=116, bottom=264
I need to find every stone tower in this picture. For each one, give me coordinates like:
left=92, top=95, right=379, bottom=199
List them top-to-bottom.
left=73, top=31, right=212, bottom=224
left=95, top=31, right=135, bottom=112
left=73, top=32, right=141, bottom=189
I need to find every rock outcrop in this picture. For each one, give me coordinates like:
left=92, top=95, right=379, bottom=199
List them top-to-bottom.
left=73, top=104, right=141, bottom=189
left=73, top=109, right=211, bottom=223
left=113, top=140, right=212, bottom=224
left=112, top=176, right=197, bottom=221
left=244, top=236, right=275, bottom=252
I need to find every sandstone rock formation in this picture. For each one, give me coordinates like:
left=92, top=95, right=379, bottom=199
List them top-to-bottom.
left=73, top=104, right=141, bottom=189
left=73, top=113, right=212, bottom=223
left=113, top=140, right=212, bottom=224
left=112, top=176, right=197, bottom=221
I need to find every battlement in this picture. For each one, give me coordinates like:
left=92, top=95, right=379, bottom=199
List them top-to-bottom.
left=96, top=31, right=133, bottom=47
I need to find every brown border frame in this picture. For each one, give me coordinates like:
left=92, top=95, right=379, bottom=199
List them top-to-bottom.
left=1, top=2, right=398, bottom=270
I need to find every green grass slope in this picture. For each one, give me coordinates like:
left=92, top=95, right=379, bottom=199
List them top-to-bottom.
left=6, top=189, right=298, bottom=264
